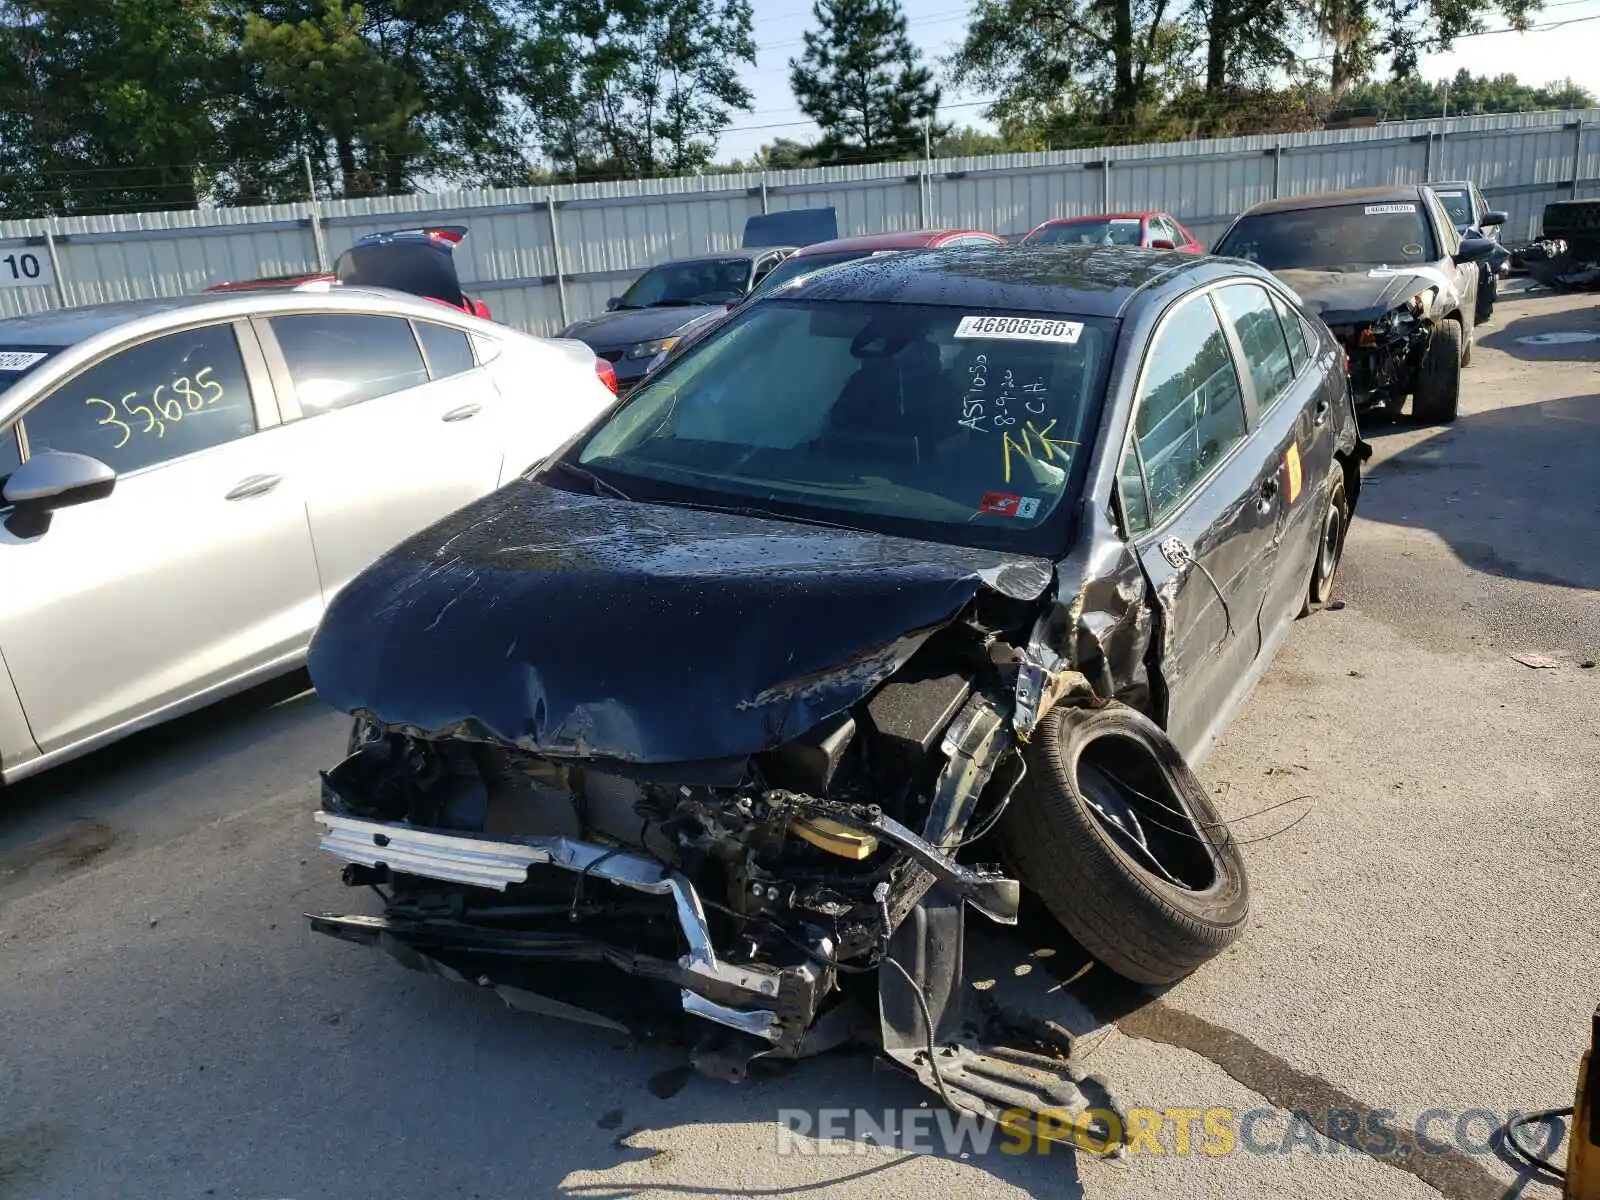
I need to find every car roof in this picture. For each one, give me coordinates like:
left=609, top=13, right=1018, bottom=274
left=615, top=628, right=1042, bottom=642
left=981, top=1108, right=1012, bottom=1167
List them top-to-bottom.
left=1426, top=180, right=1474, bottom=190
left=1242, top=185, right=1428, bottom=216
left=1034, top=212, right=1160, bottom=225
left=794, top=230, right=999, bottom=256
left=776, top=243, right=1201, bottom=319
left=647, top=247, right=794, bottom=267
left=0, top=286, right=483, bottom=351
left=0, top=295, right=234, bottom=347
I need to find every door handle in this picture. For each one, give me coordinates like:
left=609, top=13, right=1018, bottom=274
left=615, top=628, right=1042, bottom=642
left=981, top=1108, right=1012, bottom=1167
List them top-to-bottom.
left=1314, top=395, right=1331, bottom=426
left=441, top=403, right=482, bottom=422
left=224, top=473, right=282, bottom=501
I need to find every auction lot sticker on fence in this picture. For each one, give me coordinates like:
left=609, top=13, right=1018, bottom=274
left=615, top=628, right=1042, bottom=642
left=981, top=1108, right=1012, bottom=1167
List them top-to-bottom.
left=1364, top=203, right=1417, bottom=215
left=0, top=246, right=55, bottom=289
left=954, top=315, right=1083, bottom=344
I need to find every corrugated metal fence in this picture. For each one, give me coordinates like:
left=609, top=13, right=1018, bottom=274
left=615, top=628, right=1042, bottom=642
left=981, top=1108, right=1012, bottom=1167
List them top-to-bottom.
left=3, top=108, right=1596, bottom=336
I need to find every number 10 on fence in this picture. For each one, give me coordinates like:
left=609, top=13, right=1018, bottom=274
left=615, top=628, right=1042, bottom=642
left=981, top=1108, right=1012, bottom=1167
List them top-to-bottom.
left=0, top=248, right=57, bottom=290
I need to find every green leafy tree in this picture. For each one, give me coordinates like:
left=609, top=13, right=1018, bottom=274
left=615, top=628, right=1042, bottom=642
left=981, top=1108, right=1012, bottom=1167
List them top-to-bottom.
left=0, top=0, right=234, bottom=215
left=238, top=0, right=527, bottom=198
left=516, top=0, right=756, bottom=180
left=789, top=0, right=944, bottom=163
left=950, top=0, right=1193, bottom=146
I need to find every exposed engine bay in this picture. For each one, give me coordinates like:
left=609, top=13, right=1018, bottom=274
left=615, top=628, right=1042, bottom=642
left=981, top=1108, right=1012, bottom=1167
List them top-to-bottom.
left=1326, top=297, right=1428, bottom=411
left=312, top=611, right=1114, bottom=1126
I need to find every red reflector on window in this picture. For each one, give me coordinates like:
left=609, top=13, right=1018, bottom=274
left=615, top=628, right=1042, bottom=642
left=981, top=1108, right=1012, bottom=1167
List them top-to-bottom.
left=595, top=358, right=618, bottom=394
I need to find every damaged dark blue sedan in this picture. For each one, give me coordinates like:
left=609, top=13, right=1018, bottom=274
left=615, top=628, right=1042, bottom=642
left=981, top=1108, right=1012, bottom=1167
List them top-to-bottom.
left=306, top=245, right=1367, bottom=1128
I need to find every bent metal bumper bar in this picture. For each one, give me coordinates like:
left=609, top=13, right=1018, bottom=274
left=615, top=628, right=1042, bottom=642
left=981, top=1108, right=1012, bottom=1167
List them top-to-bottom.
left=312, top=811, right=798, bottom=1043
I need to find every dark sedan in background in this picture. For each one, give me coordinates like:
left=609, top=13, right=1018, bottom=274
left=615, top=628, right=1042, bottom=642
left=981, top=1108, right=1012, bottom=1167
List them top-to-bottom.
left=1427, top=179, right=1510, bottom=323
left=1213, top=184, right=1496, bottom=423
left=303, top=244, right=1366, bottom=1130
left=557, top=246, right=795, bottom=391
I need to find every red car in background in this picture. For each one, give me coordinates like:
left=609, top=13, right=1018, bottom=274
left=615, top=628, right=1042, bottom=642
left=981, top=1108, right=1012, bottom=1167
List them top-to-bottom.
left=1022, top=211, right=1205, bottom=253
left=207, top=226, right=493, bottom=320
left=659, top=228, right=1007, bottom=365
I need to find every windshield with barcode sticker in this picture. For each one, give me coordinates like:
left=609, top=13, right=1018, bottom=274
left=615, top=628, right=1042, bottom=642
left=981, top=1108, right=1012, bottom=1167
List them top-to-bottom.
left=1214, top=203, right=1440, bottom=269
left=570, top=300, right=1115, bottom=551
left=0, top=346, right=58, bottom=395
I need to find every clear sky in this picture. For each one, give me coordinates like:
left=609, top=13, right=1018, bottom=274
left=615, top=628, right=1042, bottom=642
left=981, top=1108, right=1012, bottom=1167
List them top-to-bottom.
left=715, top=0, right=1600, bottom=161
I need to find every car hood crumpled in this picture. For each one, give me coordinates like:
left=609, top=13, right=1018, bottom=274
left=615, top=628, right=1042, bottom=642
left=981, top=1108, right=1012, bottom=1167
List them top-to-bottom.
left=1275, top=266, right=1458, bottom=325
left=308, top=480, right=1055, bottom=764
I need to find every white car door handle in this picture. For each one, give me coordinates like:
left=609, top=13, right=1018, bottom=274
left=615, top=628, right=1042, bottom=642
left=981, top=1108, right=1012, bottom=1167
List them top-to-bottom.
left=441, top=403, right=482, bottom=422
left=225, top=473, right=283, bottom=501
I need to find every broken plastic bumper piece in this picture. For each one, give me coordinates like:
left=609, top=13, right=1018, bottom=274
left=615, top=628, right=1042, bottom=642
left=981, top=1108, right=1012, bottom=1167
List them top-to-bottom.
left=311, top=811, right=813, bottom=1046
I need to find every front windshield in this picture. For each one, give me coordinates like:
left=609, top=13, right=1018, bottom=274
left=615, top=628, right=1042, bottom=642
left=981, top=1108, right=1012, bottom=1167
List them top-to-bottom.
left=1432, top=188, right=1473, bottom=227
left=1214, top=202, right=1439, bottom=269
left=1030, top=219, right=1143, bottom=247
left=749, top=250, right=876, bottom=297
left=617, top=259, right=752, bottom=308
left=570, top=300, right=1115, bottom=552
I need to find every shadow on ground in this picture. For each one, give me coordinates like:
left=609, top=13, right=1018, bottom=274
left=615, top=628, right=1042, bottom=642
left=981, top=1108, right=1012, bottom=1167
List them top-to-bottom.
left=1478, top=295, right=1600, bottom=363
left=1354, top=391, right=1600, bottom=593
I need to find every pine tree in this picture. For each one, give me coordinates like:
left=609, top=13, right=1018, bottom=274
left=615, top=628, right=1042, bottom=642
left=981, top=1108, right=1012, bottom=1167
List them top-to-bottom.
left=788, top=0, right=943, bottom=164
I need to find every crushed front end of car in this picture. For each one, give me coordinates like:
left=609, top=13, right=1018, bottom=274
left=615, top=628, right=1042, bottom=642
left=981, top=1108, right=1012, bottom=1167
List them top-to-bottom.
left=1325, top=295, right=1429, bottom=412
left=303, top=479, right=1129, bottom=1130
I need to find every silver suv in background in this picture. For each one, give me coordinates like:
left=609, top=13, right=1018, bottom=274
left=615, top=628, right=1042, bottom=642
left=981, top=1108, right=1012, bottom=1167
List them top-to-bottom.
left=0, top=286, right=616, bottom=784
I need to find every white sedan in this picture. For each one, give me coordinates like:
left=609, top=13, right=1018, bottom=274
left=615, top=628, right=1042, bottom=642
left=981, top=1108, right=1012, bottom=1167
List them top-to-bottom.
left=0, top=284, right=616, bottom=784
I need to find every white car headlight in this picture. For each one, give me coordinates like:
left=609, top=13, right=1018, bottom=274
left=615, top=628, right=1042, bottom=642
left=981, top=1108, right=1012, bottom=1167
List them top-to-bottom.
left=626, top=336, right=679, bottom=360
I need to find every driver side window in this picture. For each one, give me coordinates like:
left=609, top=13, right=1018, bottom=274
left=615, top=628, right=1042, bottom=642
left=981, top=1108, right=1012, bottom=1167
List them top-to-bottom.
left=18, top=323, right=258, bottom=475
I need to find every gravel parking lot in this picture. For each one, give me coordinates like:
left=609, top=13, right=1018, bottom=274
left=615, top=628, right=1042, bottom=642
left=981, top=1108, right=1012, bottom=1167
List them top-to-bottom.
left=2, top=287, right=1597, bottom=1200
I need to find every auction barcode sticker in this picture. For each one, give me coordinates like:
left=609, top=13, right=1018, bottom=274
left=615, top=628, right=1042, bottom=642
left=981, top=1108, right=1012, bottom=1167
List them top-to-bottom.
left=1365, top=203, right=1417, bottom=215
left=954, top=315, right=1083, bottom=344
left=0, top=351, right=46, bottom=371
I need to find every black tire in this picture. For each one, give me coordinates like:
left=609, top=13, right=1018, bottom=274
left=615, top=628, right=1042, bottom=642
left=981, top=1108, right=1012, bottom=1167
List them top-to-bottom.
left=1474, top=271, right=1496, bottom=327
left=1412, top=320, right=1462, bottom=424
left=1461, top=322, right=1473, bottom=368
left=1301, top=467, right=1350, bottom=615
left=999, top=704, right=1250, bottom=986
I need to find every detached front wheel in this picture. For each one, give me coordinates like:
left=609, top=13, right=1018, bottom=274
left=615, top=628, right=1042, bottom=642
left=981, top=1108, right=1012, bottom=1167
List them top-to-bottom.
left=1000, top=704, right=1249, bottom=986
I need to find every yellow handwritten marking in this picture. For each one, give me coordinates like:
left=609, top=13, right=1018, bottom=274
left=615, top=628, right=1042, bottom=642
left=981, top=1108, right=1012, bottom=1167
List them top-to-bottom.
left=195, top=367, right=224, bottom=406
left=90, top=372, right=231, bottom=452
left=175, top=375, right=204, bottom=411
left=121, top=391, right=163, bottom=438
left=84, top=398, right=131, bottom=450
left=1002, top=418, right=1080, bottom=483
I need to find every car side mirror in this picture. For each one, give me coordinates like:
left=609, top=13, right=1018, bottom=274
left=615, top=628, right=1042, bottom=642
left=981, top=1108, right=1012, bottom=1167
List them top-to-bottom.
left=1480, top=210, right=1507, bottom=228
left=1454, top=236, right=1497, bottom=264
left=1149, top=238, right=1176, bottom=250
left=605, top=296, right=622, bottom=311
left=724, top=298, right=739, bottom=311
left=3, top=451, right=116, bottom=536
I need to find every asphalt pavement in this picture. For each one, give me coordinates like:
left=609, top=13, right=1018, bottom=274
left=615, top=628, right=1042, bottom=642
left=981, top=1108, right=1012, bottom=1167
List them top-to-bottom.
left=2, top=287, right=1597, bottom=1200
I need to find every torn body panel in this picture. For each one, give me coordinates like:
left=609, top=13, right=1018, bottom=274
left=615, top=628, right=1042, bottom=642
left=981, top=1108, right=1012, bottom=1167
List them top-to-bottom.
left=1279, top=267, right=1470, bottom=412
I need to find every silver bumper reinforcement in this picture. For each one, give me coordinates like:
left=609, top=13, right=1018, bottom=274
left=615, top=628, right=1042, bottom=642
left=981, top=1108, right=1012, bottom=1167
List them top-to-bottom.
left=314, top=811, right=786, bottom=1039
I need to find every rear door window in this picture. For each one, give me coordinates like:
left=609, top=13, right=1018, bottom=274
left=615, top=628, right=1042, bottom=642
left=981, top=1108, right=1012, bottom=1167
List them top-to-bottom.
left=1213, top=282, right=1295, bottom=410
left=1268, top=292, right=1311, bottom=374
left=1127, top=295, right=1248, bottom=525
left=270, top=313, right=429, bottom=415
left=414, top=321, right=475, bottom=380
left=20, top=323, right=257, bottom=473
